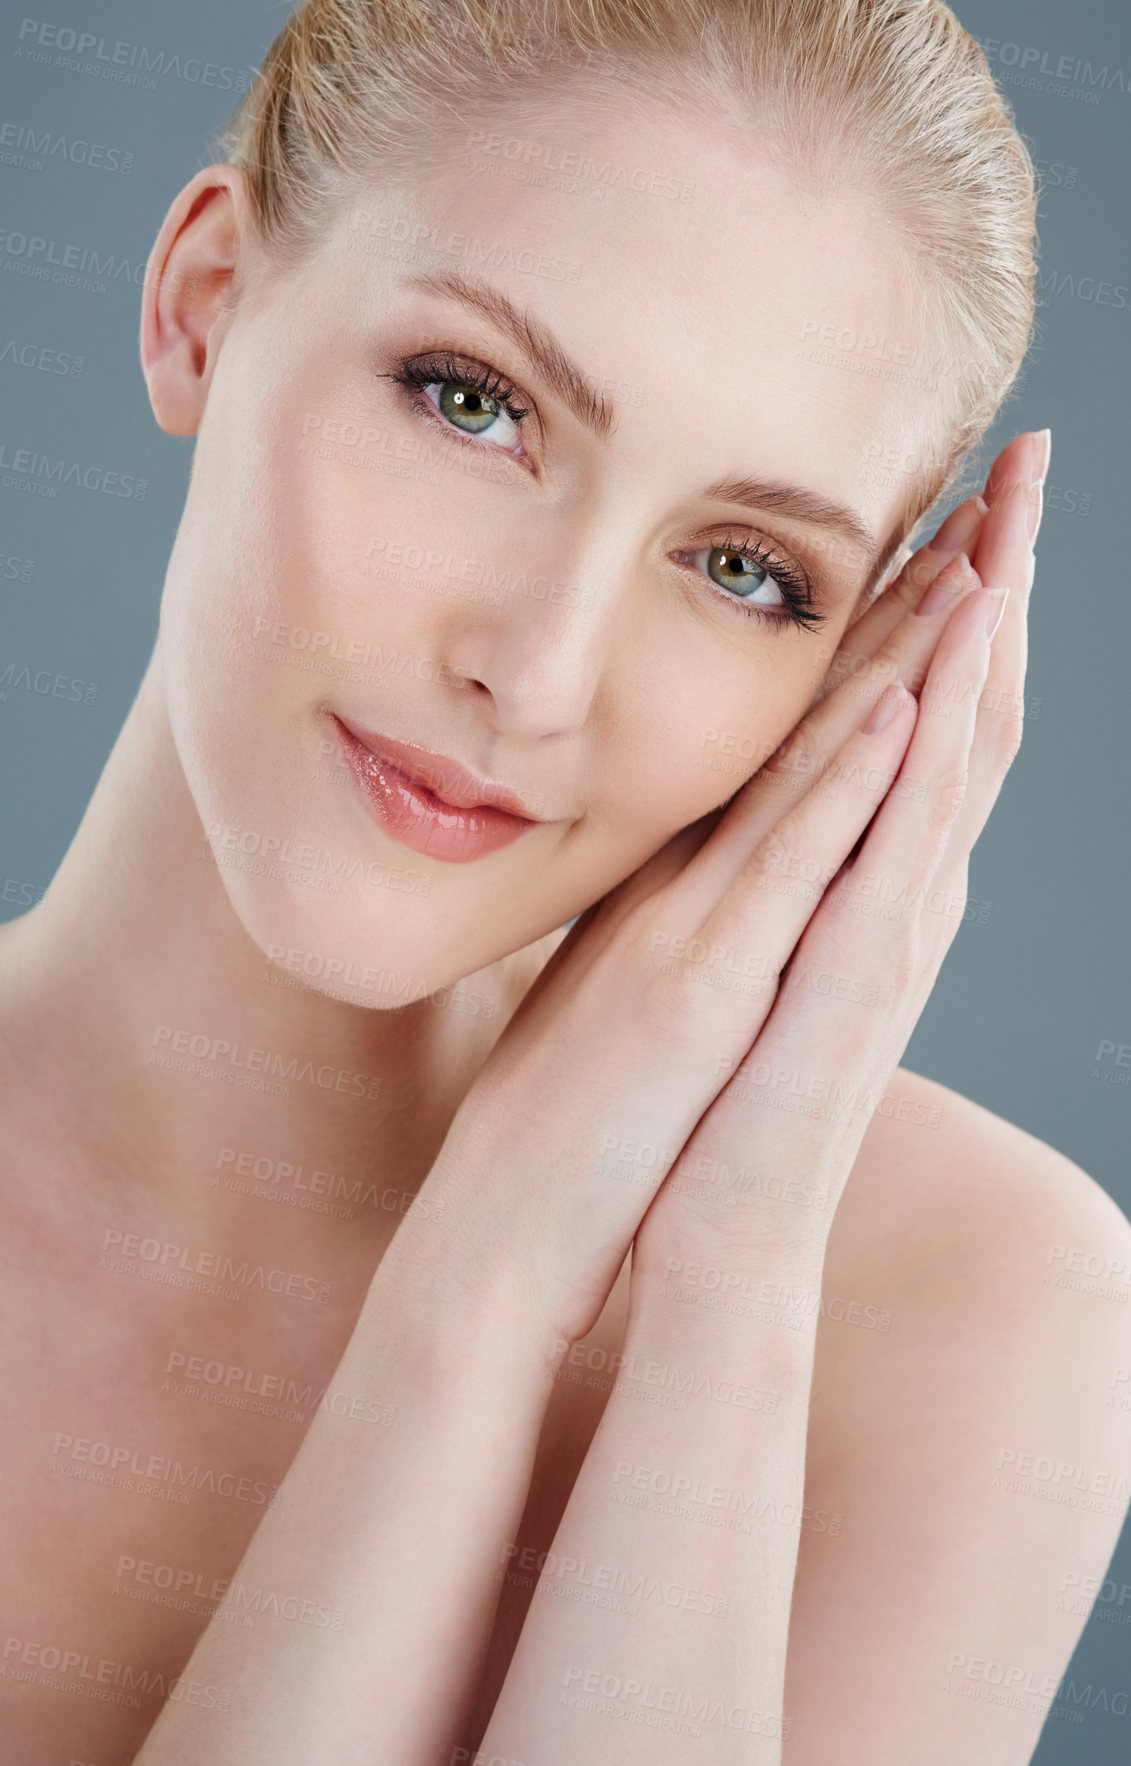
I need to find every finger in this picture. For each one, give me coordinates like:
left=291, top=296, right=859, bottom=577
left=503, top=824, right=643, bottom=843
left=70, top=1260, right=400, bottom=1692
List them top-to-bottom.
left=817, top=426, right=1045, bottom=687
left=985, top=428, right=1049, bottom=504
left=939, top=430, right=1045, bottom=858
left=765, top=435, right=1040, bottom=891
left=567, top=438, right=1038, bottom=984
left=800, top=438, right=1041, bottom=917
left=972, top=477, right=1039, bottom=605
left=930, top=479, right=1034, bottom=864
left=813, top=493, right=987, bottom=692
left=533, top=534, right=972, bottom=983
left=569, top=544, right=978, bottom=965
left=670, top=553, right=978, bottom=921
left=828, top=580, right=998, bottom=937
left=733, top=586, right=997, bottom=1107
left=644, top=589, right=998, bottom=1241
left=655, top=683, right=919, bottom=1002
left=527, top=804, right=731, bottom=989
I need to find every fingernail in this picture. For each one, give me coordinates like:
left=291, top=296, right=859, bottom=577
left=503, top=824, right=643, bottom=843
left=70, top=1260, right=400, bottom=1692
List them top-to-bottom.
left=1031, top=428, right=1052, bottom=486
left=1025, top=481, right=1043, bottom=546
left=927, top=495, right=988, bottom=554
left=914, top=550, right=977, bottom=617
left=984, top=587, right=1010, bottom=640
left=864, top=682, right=911, bottom=734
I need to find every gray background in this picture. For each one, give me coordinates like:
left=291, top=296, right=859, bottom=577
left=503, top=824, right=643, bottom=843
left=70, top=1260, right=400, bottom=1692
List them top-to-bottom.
left=0, top=0, right=1128, bottom=1755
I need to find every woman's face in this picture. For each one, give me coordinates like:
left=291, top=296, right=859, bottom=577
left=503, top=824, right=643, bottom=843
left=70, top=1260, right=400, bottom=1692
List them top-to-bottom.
left=154, top=91, right=951, bottom=1007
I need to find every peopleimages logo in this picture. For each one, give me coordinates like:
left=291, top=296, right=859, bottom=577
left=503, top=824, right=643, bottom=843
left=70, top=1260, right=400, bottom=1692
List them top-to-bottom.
left=15, top=19, right=254, bottom=94
left=977, top=36, right=1130, bottom=99
left=0, top=119, right=134, bottom=173
left=0, top=225, right=148, bottom=293
left=1036, top=268, right=1129, bottom=309
left=0, top=335, right=83, bottom=375
left=0, top=441, right=146, bottom=499
left=0, top=661, right=98, bottom=704
left=148, top=1024, right=383, bottom=1099
left=3, top=1634, right=230, bottom=1712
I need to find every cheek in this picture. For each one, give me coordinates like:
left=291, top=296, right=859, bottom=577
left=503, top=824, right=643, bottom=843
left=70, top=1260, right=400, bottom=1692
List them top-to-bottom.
left=264, top=420, right=451, bottom=649
left=625, top=648, right=829, bottom=840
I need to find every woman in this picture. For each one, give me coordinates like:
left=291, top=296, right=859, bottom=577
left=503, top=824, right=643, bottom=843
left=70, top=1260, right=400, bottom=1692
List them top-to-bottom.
left=1, top=0, right=1128, bottom=1760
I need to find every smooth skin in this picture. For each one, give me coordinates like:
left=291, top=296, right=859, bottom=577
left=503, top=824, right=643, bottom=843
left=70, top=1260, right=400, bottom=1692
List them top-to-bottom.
left=0, top=88, right=1128, bottom=1766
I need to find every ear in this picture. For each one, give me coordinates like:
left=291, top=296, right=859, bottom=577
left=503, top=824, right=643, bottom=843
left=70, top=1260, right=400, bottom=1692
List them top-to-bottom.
left=140, top=164, right=259, bottom=436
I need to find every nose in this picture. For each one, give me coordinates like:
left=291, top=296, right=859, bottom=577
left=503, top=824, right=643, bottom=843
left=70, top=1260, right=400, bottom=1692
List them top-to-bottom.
left=434, top=540, right=629, bottom=738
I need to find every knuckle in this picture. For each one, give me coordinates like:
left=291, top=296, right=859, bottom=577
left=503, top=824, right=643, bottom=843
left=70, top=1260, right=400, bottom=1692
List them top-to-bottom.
left=902, top=552, right=940, bottom=594
left=864, top=637, right=910, bottom=695
left=835, top=649, right=904, bottom=713
left=991, top=708, right=1025, bottom=776
left=765, top=724, right=826, bottom=796
left=928, top=763, right=969, bottom=841
left=744, top=826, right=825, bottom=902
left=756, top=827, right=792, bottom=873
left=820, top=887, right=918, bottom=996
left=608, top=891, right=677, bottom=971
left=614, top=904, right=771, bottom=1039
left=612, top=917, right=703, bottom=1040
left=877, top=924, right=920, bottom=998
left=638, top=941, right=776, bottom=1049
left=641, top=955, right=703, bottom=1030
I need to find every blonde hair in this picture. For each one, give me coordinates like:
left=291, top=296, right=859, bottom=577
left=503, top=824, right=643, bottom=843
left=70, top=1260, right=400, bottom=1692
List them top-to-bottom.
left=218, top=0, right=1039, bottom=551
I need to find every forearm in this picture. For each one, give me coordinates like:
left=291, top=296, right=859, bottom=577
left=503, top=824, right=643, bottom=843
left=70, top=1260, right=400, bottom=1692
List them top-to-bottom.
left=132, top=1220, right=557, bottom=1765
left=476, top=1247, right=827, bottom=1765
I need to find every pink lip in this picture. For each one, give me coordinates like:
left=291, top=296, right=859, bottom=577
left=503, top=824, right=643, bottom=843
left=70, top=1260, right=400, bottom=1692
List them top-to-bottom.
left=330, top=714, right=544, bottom=864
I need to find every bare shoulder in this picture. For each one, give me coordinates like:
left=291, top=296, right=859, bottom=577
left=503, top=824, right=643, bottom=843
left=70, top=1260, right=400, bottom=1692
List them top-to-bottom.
left=832, top=1061, right=1131, bottom=1319
left=786, top=1066, right=1131, bottom=1759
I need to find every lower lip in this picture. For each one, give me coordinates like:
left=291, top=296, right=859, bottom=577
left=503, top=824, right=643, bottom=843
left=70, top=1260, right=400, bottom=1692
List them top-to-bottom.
left=331, top=717, right=539, bottom=863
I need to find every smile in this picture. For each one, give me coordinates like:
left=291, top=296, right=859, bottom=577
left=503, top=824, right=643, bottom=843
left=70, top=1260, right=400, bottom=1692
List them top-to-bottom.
left=329, top=714, right=544, bottom=864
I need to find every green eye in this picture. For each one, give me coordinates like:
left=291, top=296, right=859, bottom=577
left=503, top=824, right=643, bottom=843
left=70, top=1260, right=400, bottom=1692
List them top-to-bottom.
left=388, top=356, right=530, bottom=455
left=423, top=376, right=526, bottom=452
left=438, top=381, right=503, bottom=434
left=674, top=538, right=825, bottom=628
left=704, top=546, right=783, bottom=606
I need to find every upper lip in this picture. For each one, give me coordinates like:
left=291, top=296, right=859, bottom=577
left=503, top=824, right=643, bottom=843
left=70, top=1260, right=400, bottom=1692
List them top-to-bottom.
left=332, top=715, right=546, bottom=821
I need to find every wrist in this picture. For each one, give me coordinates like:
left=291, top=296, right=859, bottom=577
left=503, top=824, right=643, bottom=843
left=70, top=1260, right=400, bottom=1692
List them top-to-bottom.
left=362, top=1198, right=563, bottom=1391
left=628, top=1235, right=829, bottom=1366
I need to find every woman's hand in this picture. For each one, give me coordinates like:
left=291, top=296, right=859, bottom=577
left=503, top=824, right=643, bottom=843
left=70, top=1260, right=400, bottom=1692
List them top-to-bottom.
left=631, top=430, right=1042, bottom=1280
left=417, top=431, right=1046, bottom=1353
left=468, top=434, right=1044, bottom=1766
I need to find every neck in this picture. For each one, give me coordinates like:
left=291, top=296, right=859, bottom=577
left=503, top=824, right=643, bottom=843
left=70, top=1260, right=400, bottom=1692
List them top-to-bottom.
left=0, top=646, right=553, bottom=1276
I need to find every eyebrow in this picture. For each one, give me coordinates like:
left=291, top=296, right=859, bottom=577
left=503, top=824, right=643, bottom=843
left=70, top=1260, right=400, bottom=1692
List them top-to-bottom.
left=404, top=267, right=884, bottom=568
left=405, top=268, right=617, bottom=439
left=702, top=476, right=882, bottom=566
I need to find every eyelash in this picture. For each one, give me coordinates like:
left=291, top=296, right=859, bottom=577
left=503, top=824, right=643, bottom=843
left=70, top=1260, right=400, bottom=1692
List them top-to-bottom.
left=383, top=351, right=826, bottom=633
left=682, top=532, right=825, bottom=632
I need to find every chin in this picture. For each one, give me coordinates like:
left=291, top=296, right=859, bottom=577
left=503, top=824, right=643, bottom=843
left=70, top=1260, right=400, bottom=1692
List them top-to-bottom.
left=203, top=818, right=579, bottom=1017
left=207, top=857, right=474, bottom=1009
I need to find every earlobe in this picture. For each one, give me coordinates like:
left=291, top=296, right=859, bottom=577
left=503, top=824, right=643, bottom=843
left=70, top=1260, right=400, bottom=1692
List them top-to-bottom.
left=139, top=164, right=255, bottom=437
